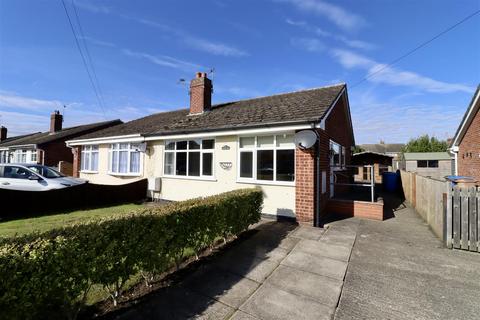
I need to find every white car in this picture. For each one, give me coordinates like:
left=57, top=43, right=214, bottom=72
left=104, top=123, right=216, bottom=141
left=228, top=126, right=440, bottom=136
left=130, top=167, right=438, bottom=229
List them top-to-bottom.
left=0, top=164, right=88, bottom=191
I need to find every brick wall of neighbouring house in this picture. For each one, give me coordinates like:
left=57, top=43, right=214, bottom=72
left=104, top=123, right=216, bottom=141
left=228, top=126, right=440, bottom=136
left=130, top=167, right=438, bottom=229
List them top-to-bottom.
left=458, top=108, right=480, bottom=181
left=40, top=141, right=74, bottom=167
left=72, top=146, right=81, bottom=178
left=295, top=146, right=316, bottom=224
left=58, top=161, right=73, bottom=176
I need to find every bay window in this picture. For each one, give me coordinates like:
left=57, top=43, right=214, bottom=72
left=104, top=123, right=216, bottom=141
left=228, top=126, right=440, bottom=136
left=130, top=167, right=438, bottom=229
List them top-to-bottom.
left=238, top=134, right=295, bottom=183
left=164, top=139, right=214, bottom=178
left=109, top=143, right=141, bottom=175
left=81, top=145, right=99, bottom=172
left=13, top=149, right=36, bottom=164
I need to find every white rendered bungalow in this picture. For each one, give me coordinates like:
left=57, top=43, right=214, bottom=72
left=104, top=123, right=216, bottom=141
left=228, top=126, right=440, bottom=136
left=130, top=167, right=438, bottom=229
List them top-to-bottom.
left=66, top=72, right=355, bottom=225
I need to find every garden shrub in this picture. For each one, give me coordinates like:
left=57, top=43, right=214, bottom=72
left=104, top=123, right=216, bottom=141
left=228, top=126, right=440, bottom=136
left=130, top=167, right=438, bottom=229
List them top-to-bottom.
left=0, top=188, right=263, bottom=320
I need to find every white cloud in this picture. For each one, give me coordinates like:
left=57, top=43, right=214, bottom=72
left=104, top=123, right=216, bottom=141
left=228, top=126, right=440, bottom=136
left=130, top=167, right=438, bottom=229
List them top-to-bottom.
left=279, top=0, right=366, bottom=31
left=286, top=19, right=374, bottom=50
left=183, top=37, right=249, bottom=57
left=290, top=38, right=325, bottom=52
left=122, top=49, right=205, bottom=71
left=331, top=49, right=475, bottom=93
left=0, top=92, right=62, bottom=111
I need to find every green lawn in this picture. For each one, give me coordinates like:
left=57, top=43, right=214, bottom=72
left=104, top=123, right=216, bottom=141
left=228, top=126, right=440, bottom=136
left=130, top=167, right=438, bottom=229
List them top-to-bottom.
left=0, top=203, right=143, bottom=238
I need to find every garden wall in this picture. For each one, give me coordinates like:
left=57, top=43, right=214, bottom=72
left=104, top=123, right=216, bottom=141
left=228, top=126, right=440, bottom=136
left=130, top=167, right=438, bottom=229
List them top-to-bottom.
left=0, top=179, right=148, bottom=219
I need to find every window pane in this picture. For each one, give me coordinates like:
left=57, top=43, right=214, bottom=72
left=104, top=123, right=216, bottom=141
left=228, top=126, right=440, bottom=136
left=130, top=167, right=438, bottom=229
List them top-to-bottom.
left=276, top=134, right=294, bottom=148
left=257, top=136, right=274, bottom=148
left=240, top=137, right=255, bottom=148
left=202, top=139, right=214, bottom=149
left=189, top=140, right=201, bottom=150
left=165, top=141, right=175, bottom=150
left=176, top=141, right=187, bottom=150
left=119, top=143, right=129, bottom=150
left=111, top=144, right=118, bottom=150
left=92, top=145, right=99, bottom=151
left=276, top=149, right=295, bottom=181
left=257, top=150, right=274, bottom=180
left=91, top=151, right=99, bottom=171
left=111, top=151, right=118, bottom=172
left=119, top=151, right=128, bottom=173
left=130, top=151, right=140, bottom=173
left=81, top=152, right=86, bottom=170
left=164, top=152, right=174, bottom=175
left=176, top=152, right=187, bottom=175
left=188, top=152, right=200, bottom=176
left=240, top=152, right=253, bottom=178
left=202, top=153, right=213, bottom=176
left=417, top=160, right=428, bottom=168
left=428, top=160, right=439, bottom=168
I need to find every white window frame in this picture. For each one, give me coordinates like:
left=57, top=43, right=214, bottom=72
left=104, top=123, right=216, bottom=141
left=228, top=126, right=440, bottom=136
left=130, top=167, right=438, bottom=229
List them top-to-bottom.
left=237, top=134, right=295, bottom=186
left=162, top=138, right=216, bottom=181
left=330, top=140, right=345, bottom=170
left=108, top=143, right=143, bottom=176
left=80, top=145, right=99, bottom=173
left=13, top=149, right=37, bottom=164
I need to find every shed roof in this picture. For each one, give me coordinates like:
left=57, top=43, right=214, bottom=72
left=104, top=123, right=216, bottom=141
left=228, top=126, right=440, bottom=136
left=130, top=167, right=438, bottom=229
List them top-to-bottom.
left=403, top=152, right=452, bottom=161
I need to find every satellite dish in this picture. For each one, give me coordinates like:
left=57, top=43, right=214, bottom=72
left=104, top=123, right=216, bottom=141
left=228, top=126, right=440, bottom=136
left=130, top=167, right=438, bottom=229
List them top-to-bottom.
left=294, top=130, right=317, bottom=149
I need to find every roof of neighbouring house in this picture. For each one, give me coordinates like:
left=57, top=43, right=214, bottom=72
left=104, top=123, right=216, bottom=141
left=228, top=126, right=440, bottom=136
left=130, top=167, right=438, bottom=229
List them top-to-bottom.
left=71, top=84, right=347, bottom=141
left=450, top=85, right=480, bottom=148
left=0, top=119, right=122, bottom=148
left=0, top=132, right=42, bottom=147
left=358, top=143, right=404, bottom=154
left=353, top=151, right=394, bottom=158
left=403, top=152, right=453, bottom=161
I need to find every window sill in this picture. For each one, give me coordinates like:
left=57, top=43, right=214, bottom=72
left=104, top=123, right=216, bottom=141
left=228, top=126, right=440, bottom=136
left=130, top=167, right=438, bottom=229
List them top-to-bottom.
left=80, top=170, right=98, bottom=174
left=108, top=172, right=142, bottom=177
left=162, top=175, right=217, bottom=182
left=236, top=179, right=295, bottom=187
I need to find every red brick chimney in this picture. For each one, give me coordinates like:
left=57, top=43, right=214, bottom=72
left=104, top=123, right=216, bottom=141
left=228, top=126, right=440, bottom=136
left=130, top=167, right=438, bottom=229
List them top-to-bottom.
left=189, top=72, right=212, bottom=115
left=50, top=110, right=63, bottom=133
left=0, top=126, right=7, bottom=141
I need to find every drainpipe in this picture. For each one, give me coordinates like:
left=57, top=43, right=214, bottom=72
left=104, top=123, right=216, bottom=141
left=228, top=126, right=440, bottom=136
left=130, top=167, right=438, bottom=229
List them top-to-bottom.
left=311, top=123, right=321, bottom=227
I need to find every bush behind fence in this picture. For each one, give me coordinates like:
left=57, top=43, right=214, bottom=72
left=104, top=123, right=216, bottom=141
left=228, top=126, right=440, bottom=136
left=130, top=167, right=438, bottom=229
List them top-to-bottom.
left=0, top=188, right=263, bottom=320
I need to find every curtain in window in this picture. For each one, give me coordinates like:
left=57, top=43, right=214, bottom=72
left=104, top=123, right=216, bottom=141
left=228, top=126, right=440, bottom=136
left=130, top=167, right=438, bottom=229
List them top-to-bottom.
left=91, top=151, right=99, bottom=171
left=119, top=151, right=128, bottom=173
left=130, top=151, right=140, bottom=173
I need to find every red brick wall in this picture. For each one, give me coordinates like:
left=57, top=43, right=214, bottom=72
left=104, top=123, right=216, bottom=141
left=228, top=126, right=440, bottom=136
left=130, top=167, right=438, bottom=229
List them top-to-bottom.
left=189, top=73, right=212, bottom=114
left=294, top=91, right=355, bottom=225
left=458, top=108, right=480, bottom=181
left=41, top=141, right=73, bottom=167
left=72, top=146, right=81, bottom=178
left=295, top=146, right=316, bottom=224
left=326, top=199, right=384, bottom=220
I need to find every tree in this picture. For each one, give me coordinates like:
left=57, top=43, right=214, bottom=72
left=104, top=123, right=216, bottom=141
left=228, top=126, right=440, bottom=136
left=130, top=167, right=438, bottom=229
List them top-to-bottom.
left=401, top=135, right=449, bottom=153
left=352, top=145, right=365, bottom=154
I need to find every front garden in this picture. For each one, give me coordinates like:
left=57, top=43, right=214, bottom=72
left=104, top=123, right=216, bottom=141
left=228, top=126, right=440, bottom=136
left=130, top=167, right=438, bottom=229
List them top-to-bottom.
left=0, top=188, right=263, bottom=319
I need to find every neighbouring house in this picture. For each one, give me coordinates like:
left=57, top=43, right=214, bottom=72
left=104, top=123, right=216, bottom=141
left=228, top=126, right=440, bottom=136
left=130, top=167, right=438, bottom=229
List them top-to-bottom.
left=66, top=72, right=355, bottom=225
left=450, top=85, right=480, bottom=181
left=0, top=112, right=121, bottom=175
left=359, top=142, right=404, bottom=170
left=352, top=151, right=393, bottom=184
left=403, top=152, right=453, bottom=180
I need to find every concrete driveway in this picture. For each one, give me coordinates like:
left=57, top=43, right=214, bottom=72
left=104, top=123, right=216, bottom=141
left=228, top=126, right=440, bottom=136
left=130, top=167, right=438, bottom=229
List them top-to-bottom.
left=112, top=203, right=480, bottom=320
left=114, top=220, right=358, bottom=320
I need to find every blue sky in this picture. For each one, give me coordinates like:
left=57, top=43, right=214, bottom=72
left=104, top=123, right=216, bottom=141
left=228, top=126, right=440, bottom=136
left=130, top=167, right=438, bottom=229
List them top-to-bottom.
left=0, top=0, right=479, bottom=143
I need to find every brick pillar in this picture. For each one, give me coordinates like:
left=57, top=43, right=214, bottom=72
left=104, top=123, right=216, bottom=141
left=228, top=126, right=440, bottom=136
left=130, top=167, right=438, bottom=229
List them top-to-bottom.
left=72, top=146, right=81, bottom=178
left=295, top=147, right=316, bottom=225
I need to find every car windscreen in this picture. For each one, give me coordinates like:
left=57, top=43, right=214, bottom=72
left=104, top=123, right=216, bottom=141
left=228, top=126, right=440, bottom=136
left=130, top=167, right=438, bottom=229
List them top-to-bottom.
left=27, top=165, right=65, bottom=178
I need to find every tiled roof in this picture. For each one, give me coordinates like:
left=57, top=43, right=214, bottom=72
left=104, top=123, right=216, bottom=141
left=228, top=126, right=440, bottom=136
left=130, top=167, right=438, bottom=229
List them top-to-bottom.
left=74, top=84, right=346, bottom=140
left=0, top=120, right=122, bottom=147
left=0, top=132, right=41, bottom=147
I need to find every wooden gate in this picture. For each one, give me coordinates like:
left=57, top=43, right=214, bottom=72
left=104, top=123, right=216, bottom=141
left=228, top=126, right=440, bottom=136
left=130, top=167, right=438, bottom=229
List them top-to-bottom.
left=446, top=187, right=480, bottom=252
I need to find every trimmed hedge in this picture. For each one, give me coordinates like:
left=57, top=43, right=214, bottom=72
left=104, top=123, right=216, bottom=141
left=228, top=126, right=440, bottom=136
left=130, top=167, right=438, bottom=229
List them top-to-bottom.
left=0, top=188, right=263, bottom=320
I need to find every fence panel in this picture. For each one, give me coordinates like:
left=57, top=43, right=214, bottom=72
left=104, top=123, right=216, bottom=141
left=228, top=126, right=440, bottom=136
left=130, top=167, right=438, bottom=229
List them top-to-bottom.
left=447, top=186, right=480, bottom=252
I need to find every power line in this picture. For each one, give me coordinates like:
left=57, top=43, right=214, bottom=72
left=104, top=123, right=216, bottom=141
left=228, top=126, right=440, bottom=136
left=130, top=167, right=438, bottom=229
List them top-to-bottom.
left=61, top=0, right=106, bottom=117
left=71, top=0, right=107, bottom=109
left=350, top=9, right=480, bottom=89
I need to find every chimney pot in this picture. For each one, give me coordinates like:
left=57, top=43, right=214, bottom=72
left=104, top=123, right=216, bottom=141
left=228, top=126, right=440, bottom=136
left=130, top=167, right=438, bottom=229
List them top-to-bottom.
left=189, top=72, right=212, bottom=115
left=50, top=110, right=63, bottom=133
left=0, top=126, right=7, bottom=142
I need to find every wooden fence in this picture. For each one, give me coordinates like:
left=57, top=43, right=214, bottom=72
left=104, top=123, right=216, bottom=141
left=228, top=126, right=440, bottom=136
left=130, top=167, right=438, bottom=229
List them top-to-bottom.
left=446, top=187, right=480, bottom=252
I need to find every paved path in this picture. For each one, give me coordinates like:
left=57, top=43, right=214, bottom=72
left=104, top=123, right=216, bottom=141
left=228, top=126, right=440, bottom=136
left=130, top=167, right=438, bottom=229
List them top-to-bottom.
left=335, top=204, right=480, bottom=320
left=116, top=220, right=358, bottom=320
